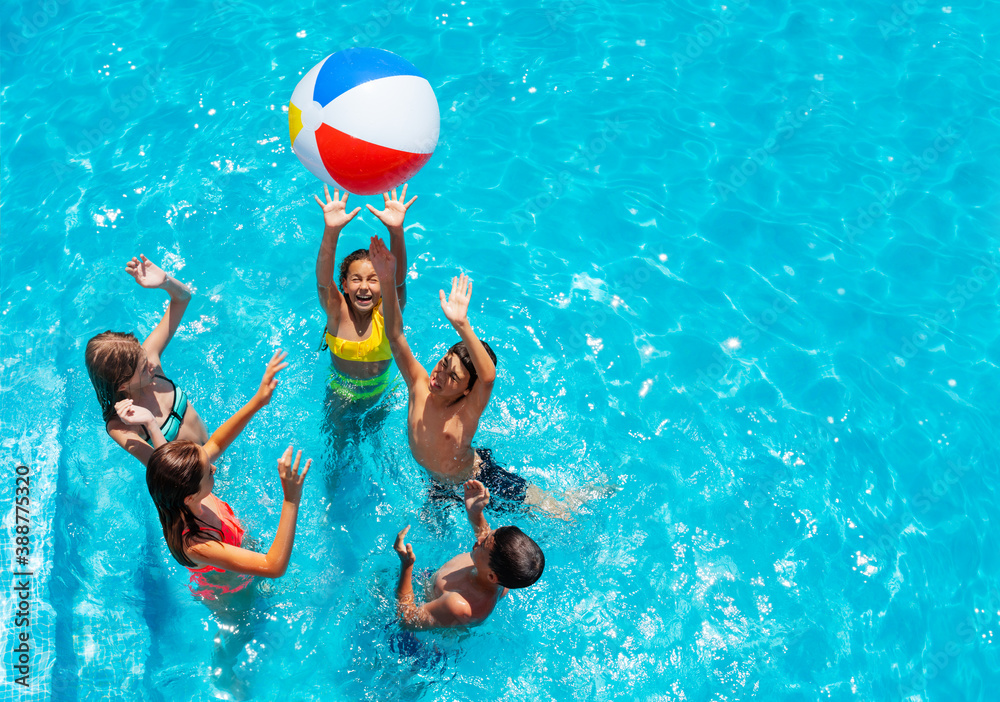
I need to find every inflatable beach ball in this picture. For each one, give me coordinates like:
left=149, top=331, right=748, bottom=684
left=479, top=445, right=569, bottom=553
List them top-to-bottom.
left=288, top=48, right=439, bottom=195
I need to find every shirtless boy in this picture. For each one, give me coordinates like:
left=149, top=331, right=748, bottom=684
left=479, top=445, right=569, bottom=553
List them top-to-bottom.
left=368, top=236, right=537, bottom=507
left=393, top=480, right=544, bottom=628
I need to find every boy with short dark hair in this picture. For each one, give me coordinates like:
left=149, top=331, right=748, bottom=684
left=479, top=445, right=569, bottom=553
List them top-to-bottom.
left=368, top=235, right=538, bottom=508
left=393, top=480, right=544, bottom=628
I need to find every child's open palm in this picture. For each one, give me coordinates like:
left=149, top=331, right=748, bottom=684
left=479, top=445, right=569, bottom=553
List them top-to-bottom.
left=366, top=184, right=417, bottom=229
left=314, top=185, right=361, bottom=230
left=368, top=236, right=397, bottom=282
left=126, top=255, right=167, bottom=289
left=439, top=274, right=472, bottom=327
left=255, top=350, right=289, bottom=406
left=277, top=445, right=311, bottom=504
left=463, top=479, right=490, bottom=516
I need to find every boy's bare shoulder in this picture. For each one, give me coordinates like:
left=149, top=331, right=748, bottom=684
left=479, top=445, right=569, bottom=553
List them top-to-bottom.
left=408, top=377, right=431, bottom=402
left=456, top=392, right=489, bottom=422
left=418, top=590, right=476, bottom=628
left=440, top=591, right=475, bottom=619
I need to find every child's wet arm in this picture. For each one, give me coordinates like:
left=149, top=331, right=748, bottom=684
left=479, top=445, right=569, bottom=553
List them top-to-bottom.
left=387, top=225, right=408, bottom=294
left=316, top=227, right=341, bottom=313
left=371, top=237, right=423, bottom=386
left=376, top=263, right=405, bottom=339
left=162, top=275, right=192, bottom=302
left=142, top=276, right=191, bottom=358
left=379, top=278, right=418, bottom=375
left=382, top=287, right=424, bottom=388
left=454, top=320, right=496, bottom=385
left=203, top=395, right=265, bottom=461
left=145, top=420, right=168, bottom=449
left=108, top=426, right=156, bottom=466
left=259, top=500, right=300, bottom=577
left=187, top=503, right=299, bottom=578
left=466, top=508, right=491, bottom=539
left=396, top=562, right=419, bottom=622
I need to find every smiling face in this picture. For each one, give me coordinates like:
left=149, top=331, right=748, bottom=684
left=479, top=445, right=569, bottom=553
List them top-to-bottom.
left=342, top=259, right=381, bottom=315
left=117, top=348, right=156, bottom=396
left=429, top=352, right=471, bottom=399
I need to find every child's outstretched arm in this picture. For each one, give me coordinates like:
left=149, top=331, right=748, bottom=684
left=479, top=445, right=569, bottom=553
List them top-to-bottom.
left=366, top=184, right=417, bottom=311
left=314, top=186, right=361, bottom=322
left=369, top=236, right=427, bottom=389
left=127, top=255, right=192, bottom=364
left=440, top=274, right=496, bottom=409
left=203, top=350, right=288, bottom=463
left=186, top=446, right=310, bottom=577
left=464, top=480, right=492, bottom=540
left=393, top=526, right=472, bottom=630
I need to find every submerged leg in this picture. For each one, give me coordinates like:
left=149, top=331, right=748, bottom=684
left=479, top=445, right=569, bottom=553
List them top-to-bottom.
left=203, top=586, right=257, bottom=700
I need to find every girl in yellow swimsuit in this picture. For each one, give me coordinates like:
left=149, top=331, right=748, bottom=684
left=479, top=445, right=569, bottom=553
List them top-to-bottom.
left=313, top=184, right=417, bottom=401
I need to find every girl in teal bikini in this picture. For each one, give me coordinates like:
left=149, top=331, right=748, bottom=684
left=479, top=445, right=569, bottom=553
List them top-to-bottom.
left=313, top=184, right=417, bottom=403
left=85, top=255, right=209, bottom=465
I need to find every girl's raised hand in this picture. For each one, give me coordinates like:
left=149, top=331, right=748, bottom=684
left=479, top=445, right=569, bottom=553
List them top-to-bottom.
left=366, top=184, right=417, bottom=230
left=314, top=185, right=361, bottom=230
left=126, top=254, right=167, bottom=289
left=255, top=349, right=289, bottom=406
left=115, top=398, right=155, bottom=427
left=277, top=446, right=311, bottom=503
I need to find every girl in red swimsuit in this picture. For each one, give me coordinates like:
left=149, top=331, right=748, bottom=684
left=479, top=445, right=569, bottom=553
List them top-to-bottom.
left=146, top=350, right=311, bottom=600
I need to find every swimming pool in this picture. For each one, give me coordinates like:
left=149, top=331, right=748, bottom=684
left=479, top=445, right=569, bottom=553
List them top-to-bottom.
left=2, top=0, right=999, bottom=699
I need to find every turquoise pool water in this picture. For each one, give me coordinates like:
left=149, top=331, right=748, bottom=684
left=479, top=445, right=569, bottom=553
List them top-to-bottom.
left=3, top=0, right=1000, bottom=699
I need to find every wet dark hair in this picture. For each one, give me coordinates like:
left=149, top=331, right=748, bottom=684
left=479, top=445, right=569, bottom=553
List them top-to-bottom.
left=338, top=248, right=373, bottom=293
left=85, top=331, right=144, bottom=423
left=447, top=340, right=497, bottom=392
left=146, top=441, right=220, bottom=567
left=488, top=526, right=544, bottom=589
